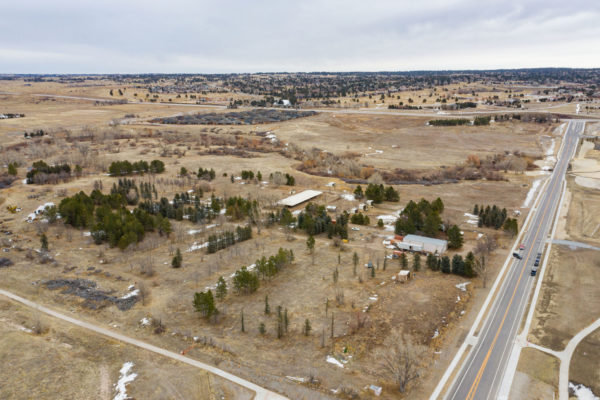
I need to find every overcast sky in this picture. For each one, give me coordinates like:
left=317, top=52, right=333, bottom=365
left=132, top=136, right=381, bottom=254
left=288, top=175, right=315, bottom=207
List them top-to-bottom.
left=1, top=0, right=599, bottom=73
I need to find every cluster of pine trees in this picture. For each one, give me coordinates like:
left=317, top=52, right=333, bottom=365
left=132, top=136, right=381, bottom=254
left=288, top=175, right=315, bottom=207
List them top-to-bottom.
left=474, top=116, right=491, bottom=126
left=23, top=129, right=46, bottom=138
left=108, top=159, right=165, bottom=176
left=26, top=160, right=74, bottom=184
left=197, top=167, right=216, bottom=181
left=240, top=170, right=255, bottom=180
left=110, top=178, right=141, bottom=205
left=354, top=183, right=399, bottom=203
left=58, top=190, right=171, bottom=249
left=138, top=192, right=220, bottom=223
left=225, top=196, right=258, bottom=221
left=395, top=197, right=444, bottom=236
left=296, top=203, right=349, bottom=239
left=473, top=204, right=508, bottom=229
left=350, top=212, right=370, bottom=225
left=206, top=226, right=252, bottom=254
left=255, top=248, right=294, bottom=280
left=426, top=252, right=476, bottom=277
left=232, top=266, right=259, bottom=294
left=193, top=290, right=218, bottom=320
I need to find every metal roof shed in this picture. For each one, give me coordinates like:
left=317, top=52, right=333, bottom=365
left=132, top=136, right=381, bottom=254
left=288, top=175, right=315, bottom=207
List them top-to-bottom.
left=278, top=190, right=323, bottom=207
left=403, top=234, right=448, bottom=254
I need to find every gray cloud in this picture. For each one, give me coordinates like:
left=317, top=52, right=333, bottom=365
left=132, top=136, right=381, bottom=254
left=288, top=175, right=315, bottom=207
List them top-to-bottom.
left=1, top=0, right=599, bottom=73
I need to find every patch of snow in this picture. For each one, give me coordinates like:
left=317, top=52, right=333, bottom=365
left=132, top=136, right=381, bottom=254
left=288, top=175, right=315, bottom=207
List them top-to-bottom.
left=546, top=138, right=555, bottom=156
left=375, top=150, right=383, bottom=154
left=22, top=179, right=28, bottom=185
left=522, top=180, right=541, bottom=208
left=325, top=181, right=336, bottom=187
left=341, top=193, right=355, bottom=201
left=464, top=213, right=479, bottom=220
left=187, top=224, right=218, bottom=235
left=83, top=231, right=91, bottom=237
left=477, top=233, right=483, bottom=239
left=187, top=241, right=208, bottom=252
left=455, top=282, right=471, bottom=292
left=120, top=288, right=139, bottom=300
left=368, top=295, right=378, bottom=301
left=457, top=295, right=461, bottom=302
left=140, top=317, right=151, bottom=326
left=432, top=329, right=439, bottom=339
left=326, top=355, right=345, bottom=368
left=113, top=362, right=137, bottom=400
left=286, top=376, right=307, bottom=383
left=569, top=382, right=599, bottom=400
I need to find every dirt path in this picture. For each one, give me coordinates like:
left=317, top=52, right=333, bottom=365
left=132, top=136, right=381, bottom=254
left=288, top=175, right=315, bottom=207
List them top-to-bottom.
left=0, top=289, right=288, bottom=400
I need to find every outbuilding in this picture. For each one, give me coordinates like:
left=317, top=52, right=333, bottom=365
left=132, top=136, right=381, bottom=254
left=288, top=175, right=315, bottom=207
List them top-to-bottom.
left=278, top=190, right=322, bottom=207
left=396, top=234, right=447, bottom=254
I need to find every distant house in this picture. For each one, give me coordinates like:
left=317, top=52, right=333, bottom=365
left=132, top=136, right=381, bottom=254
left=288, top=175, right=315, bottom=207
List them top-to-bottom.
left=278, top=190, right=322, bottom=207
left=395, top=234, right=447, bottom=254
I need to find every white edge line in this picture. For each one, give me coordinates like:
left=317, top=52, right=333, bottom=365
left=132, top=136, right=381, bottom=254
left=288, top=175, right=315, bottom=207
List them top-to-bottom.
left=431, top=158, right=551, bottom=400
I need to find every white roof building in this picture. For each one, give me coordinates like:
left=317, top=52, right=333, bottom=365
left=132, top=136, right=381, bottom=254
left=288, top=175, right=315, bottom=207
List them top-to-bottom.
left=278, top=190, right=322, bottom=207
left=396, top=234, right=448, bottom=254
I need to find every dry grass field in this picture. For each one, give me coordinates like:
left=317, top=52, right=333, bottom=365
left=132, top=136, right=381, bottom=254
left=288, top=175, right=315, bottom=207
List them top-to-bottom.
left=0, top=77, right=563, bottom=398
left=528, top=245, right=600, bottom=351
left=0, top=298, right=251, bottom=400
left=570, top=327, right=600, bottom=396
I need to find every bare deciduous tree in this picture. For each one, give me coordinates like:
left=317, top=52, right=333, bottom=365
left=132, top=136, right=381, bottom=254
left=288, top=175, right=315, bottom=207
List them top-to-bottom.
left=473, top=235, right=497, bottom=288
left=138, top=281, right=150, bottom=305
left=376, top=331, right=427, bottom=393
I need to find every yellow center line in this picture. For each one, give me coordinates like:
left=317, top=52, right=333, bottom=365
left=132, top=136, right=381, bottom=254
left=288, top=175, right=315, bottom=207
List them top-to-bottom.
left=464, top=132, right=572, bottom=400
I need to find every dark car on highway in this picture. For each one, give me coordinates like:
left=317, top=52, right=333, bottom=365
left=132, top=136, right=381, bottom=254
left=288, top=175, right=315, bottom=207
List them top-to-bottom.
left=512, top=252, right=522, bottom=260
left=534, top=252, right=542, bottom=266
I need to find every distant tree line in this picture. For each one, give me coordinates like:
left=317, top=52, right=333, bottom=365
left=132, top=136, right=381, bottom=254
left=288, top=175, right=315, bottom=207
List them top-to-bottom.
left=428, top=119, right=470, bottom=126
left=108, top=159, right=165, bottom=176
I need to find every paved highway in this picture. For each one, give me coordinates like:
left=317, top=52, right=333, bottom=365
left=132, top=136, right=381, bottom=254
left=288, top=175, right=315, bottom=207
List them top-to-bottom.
left=446, top=120, right=583, bottom=400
